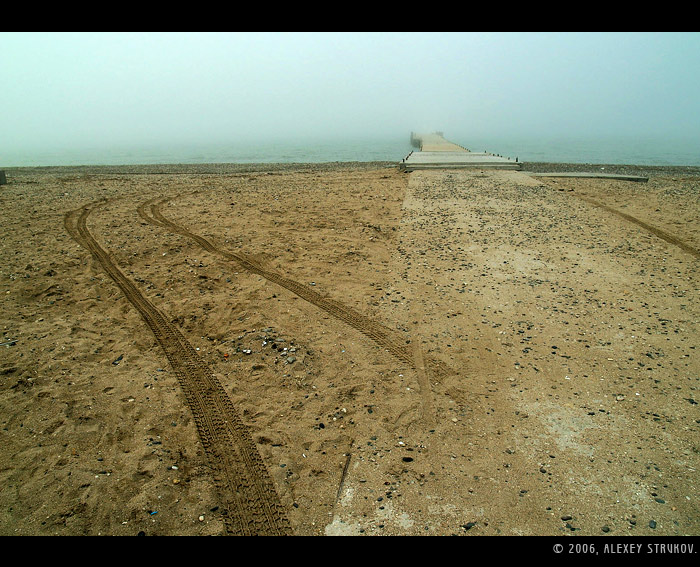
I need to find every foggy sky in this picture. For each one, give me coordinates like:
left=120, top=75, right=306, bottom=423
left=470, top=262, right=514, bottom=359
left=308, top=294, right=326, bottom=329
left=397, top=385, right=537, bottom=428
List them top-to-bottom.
left=2, top=31, right=700, bottom=153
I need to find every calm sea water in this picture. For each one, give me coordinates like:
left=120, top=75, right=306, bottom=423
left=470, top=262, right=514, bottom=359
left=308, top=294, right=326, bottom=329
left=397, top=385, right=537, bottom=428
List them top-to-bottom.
left=3, top=135, right=699, bottom=167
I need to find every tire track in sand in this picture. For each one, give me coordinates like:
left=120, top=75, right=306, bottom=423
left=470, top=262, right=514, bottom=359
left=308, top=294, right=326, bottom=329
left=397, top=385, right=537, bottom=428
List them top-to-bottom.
left=138, top=195, right=453, bottom=420
left=577, top=195, right=700, bottom=259
left=65, top=201, right=292, bottom=536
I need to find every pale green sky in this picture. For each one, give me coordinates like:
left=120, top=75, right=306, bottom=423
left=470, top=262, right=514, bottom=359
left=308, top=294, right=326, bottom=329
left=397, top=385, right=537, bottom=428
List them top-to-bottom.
left=2, top=31, right=700, bottom=152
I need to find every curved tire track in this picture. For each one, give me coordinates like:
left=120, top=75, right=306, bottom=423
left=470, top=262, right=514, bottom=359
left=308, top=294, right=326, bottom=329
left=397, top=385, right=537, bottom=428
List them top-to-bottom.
left=138, top=195, right=454, bottom=417
left=142, top=196, right=454, bottom=377
left=65, top=201, right=292, bottom=536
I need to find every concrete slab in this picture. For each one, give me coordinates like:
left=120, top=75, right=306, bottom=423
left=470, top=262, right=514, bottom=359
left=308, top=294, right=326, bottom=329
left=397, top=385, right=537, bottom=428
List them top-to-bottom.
left=401, top=150, right=521, bottom=171
left=526, top=172, right=648, bottom=182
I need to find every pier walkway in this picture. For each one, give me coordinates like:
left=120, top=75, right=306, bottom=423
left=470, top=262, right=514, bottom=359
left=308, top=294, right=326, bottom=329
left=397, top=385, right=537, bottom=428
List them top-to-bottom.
left=400, top=132, right=521, bottom=171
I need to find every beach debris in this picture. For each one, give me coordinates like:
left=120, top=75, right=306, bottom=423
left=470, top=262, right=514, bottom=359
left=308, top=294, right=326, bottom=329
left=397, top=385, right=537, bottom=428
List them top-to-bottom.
left=112, top=354, right=124, bottom=365
left=335, top=452, right=353, bottom=504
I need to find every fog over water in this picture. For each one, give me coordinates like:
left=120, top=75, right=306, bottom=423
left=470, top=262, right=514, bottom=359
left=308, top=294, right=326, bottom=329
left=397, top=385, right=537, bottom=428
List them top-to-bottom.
left=2, top=32, right=700, bottom=166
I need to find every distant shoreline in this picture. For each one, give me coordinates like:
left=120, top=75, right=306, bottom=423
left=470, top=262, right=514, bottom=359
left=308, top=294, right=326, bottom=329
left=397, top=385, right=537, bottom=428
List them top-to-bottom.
left=2, top=161, right=700, bottom=177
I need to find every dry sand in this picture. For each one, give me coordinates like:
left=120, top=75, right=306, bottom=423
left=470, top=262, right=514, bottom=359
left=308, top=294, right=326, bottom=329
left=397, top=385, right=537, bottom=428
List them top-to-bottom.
left=1, top=162, right=698, bottom=536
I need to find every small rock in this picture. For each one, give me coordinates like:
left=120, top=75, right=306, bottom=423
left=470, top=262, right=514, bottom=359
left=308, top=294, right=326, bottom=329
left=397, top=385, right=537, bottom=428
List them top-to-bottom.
left=649, top=520, right=657, bottom=529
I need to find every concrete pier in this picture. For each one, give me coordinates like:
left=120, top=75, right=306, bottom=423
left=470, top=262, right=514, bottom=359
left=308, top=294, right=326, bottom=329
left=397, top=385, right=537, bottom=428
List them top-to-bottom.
left=401, top=132, right=520, bottom=171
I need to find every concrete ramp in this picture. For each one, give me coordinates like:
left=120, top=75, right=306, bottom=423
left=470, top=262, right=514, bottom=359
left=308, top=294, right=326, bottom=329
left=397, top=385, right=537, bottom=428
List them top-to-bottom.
left=402, top=132, right=520, bottom=171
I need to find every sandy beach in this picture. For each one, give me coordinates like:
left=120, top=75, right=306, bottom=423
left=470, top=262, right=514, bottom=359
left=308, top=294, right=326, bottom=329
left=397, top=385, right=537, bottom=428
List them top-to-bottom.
left=1, top=161, right=698, bottom=536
